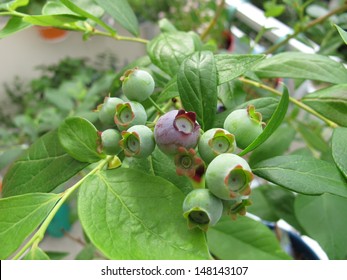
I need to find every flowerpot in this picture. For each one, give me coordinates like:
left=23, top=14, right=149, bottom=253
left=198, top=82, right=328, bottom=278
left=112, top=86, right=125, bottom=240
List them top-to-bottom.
left=36, top=26, right=68, bottom=42
left=220, top=30, right=235, bottom=52
left=47, top=203, right=71, bottom=238
left=267, top=222, right=320, bottom=260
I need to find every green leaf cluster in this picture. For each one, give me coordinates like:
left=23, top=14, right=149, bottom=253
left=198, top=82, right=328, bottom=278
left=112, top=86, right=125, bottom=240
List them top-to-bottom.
left=1, top=0, right=347, bottom=261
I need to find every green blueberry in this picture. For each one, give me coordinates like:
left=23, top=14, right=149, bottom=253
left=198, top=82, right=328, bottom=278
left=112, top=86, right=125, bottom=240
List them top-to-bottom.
left=121, top=68, right=155, bottom=102
left=98, top=97, right=123, bottom=126
left=114, top=101, right=147, bottom=131
left=223, top=105, right=264, bottom=149
left=120, top=125, right=155, bottom=158
left=198, top=128, right=236, bottom=163
left=100, top=129, right=122, bottom=155
left=206, top=153, right=253, bottom=200
left=183, top=188, right=223, bottom=231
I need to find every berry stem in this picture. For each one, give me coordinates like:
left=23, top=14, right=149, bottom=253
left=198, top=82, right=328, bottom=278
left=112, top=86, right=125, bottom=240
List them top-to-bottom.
left=92, top=29, right=149, bottom=44
left=239, top=77, right=338, bottom=128
left=148, top=97, right=166, bottom=115
left=12, top=156, right=113, bottom=260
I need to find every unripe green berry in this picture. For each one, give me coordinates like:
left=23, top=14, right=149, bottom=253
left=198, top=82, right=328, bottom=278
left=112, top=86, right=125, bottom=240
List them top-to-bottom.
left=121, top=68, right=155, bottom=102
left=98, top=97, right=123, bottom=126
left=114, top=101, right=147, bottom=131
left=223, top=105, right=263, bottom=149
left=120, top=125, right=155, bottom=158
left=198, top=128, right=236, bottom=164
left=100, top=129, right=122, bottom=155
left=206, top=153, right=253, bottom=201
left=183, top=188, right=223, bottom=231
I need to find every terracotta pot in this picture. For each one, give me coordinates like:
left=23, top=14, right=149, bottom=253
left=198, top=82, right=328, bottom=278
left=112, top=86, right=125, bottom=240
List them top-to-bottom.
left=36, top=26, right=68, bottom=42
left=220, top=30, right=235, bottom=52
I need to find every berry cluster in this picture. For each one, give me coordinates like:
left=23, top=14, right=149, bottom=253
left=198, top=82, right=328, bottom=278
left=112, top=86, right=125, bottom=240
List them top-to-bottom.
left=96, top=68, right=264, bottom=231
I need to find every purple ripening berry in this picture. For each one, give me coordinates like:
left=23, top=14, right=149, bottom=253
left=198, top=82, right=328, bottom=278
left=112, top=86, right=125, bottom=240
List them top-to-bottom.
left=154, top=110, right=200, bottom=155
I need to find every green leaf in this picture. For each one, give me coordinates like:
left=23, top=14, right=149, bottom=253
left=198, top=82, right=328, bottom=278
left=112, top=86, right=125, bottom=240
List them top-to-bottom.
left=0, top=0, right=29, bottom=11
left=47, top=0, right=104, bottom=17
left=60, top=0, right=113, bottom=34
left=94, top=0, right=139, bottom=36
left=42, top=1, right=77, bottom=16
left=264, top=2, right=285, bottom=17
left=306, top=4, right=329, bottom=18
left=23, top=14, right=83, bottom=27
left=0, top=16, right=32, bottom=39
left=158, top=18, right=177, bottom=33
left=335, top=24, right=347, bottom=44
left=147, top=31, right=197, bottom=77
left=177, top=51, right=217, bottom=130
left=254, top=52, right=347, bottom=84
left=214, top=54, right=265, bottom=85
left=157, top=77, right=178, bottom=103
left=217, top=80, right=246, bottom=110
left=302, top=84, right=347, bottom=127
left=238, top=87, right=289, bottom=156
left=45, top=88, right=74, bottom=112
left=214, top=97, right=278, bottom=128
left=58, top=117, right=105, bottom=163
left=296, top=121, right=329, bottom=153
left=249, top=124, right=296, bottom=166
left=332, top=127, right=347, bottom=178
left=2, top=130, right=88, bottom=197
left=150, top=147, right=192, bottom=195
left=290, top=147, right=313, bottom=157
left=253, top=155, right=347, bottom=198
left=78, top=168, right=210, bottom=260
left=249, top=185, right=304, bottom=232
left=249, top=186, right=278, bottom=221
left=0, top=193, right=60, bottom=259
left=295, top=193, right=347, bottom=259
left=207, top=216, right=291, bottom=260
left=75, top=244, right=95, bottom=260
left=23, top=247, right=50, bottom=260
left=45, top=251, right=69, bottom=260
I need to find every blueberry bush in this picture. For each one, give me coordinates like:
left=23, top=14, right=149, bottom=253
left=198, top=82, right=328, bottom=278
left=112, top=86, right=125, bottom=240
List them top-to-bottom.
left=0, top=0, right=347, bottom=260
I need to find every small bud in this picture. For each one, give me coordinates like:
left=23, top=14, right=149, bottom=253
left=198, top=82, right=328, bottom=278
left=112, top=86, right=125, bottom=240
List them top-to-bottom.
left=114, top=101, right=147, bottom=131
left=154, top=110, right=200, bottom=155
left=120, top=125, right=155, bottom=158
left=198, top=128, right=236, bottom=163
left=174, top=147, right=205, bottom=181
left=206, top=153, right=253, bottom=201
left=183, top=188, right=223, bottom=231
left=223, top=199, right=252, bottom=220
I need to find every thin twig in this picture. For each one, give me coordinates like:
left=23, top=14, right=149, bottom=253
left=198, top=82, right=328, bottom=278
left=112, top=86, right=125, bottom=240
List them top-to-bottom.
left=200, top=0, right=226, bottom=41
left=265, top=4, right=347, bottom=54
left=92, top=29, right=149, bottom=44
left=239, top=77, right=338, bottom=128
left=63, top=230, right=106, bottom=259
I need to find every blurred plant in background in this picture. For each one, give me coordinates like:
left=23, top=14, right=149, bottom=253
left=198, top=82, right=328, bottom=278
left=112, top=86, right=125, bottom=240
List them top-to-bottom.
left=129, top=0, right=231, bottom=48
left=237, top=0, right=347, bottom=58
left=0, top=53, right=118, bottom=147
